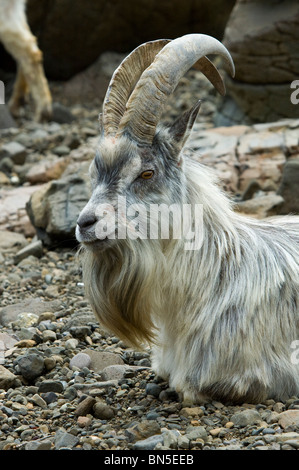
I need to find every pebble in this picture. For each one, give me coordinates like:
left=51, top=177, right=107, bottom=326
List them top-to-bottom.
left=70, top=352, right=92, bottom=370
left=15, top=353, right=45, bottom=381
left=0, top=365, right=17, bottom=390
left=38, top=380, right=64, bottom=394
left=93, top=401, right=115, bottom=420
left=231, top=409, right=261, bottom=427
left=278, top=410, right=299, bottom=429
left=185, top=425, right=208, bottom=442
left=54, top=429, right=79, bottom=450
left=133, top=434, right=164, bottom=450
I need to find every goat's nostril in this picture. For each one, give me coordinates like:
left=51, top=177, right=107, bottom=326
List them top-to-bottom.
left=77, top=212, right=97, bottom=229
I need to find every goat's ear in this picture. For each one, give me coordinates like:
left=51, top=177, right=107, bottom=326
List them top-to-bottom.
left=168, top=100, right=201, bottom=149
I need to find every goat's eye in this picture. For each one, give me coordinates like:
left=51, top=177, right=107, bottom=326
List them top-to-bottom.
left=140, top=170, right=154, bottom=180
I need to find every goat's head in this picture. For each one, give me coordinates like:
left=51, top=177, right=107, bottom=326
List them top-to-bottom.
left=76, top=34, right=235, bottom=251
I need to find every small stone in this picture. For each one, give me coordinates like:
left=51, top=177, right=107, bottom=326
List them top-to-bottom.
left=52, top=102, right=75, bottom=124
left=0, top=141, right=27, bottom=164
left=53, top=145, right=71, bottom=156
left=0, top=171, right=10, bottom=184
left=0, top=230, right=28, bottom=253
left=14, top=241, right=43, bottom=264
left=44, top=274, right=52, bottom=284
left=13, top=312, right=39, bottom=329
left=37, top=312, right=56, bottom=323
left=69, top=326, right=91, bottom=339
left=42, top=330, right=57, bottom=342
left=0, top=332, right=18, bottom=350
left=65, top=338, right=78, bottom=349
left=15, top=339, right=36, bottom=348
left=81, top=350, right=124, bottom=373
left=70, top=352, right=91, bottom=370
left=15, top=353, right=44, bottom=381
left=44, top=357, right=56, bottom=371
left=101, top=364, right=137, bottom=381
left=0, top=365, right=17, bottom=390
left=38, top=380, right=64, bottom=393
left=145, top=383, right=162, bottom=398
left=63, top=386, right=77, bottom=401
left=41, top=391, right=58, bottom=404
left=31, top=393, right=47, bottom=408
left=74, top=396, right=96, bottom=416
left=93, top=401, right=115, bottom=420
left=273, top=402, right=285, bottom=413
left=180, top=406, right=204, bottom=418
left=231, top=409, right=261, bottom=427
left=278, top=410, right=299, bottom=429
left=77, top=416, right=92, bottom=428
left=225, top=421, right=234, bottom=429
left=185, top=426, right=208, bottom=442
left=210, top=427, right=223, bottom=436
left=262, top=427, right=276, bottom=435
left=54, top=429, right=79, bottom=450
left=162, top=429, right=180, bottom=449
left=274, top=432, right=299, bottom=443
left=133, top=434, right=164, bottom=450
left=177, top=434, right=190, bottom=449
left=25, top=439, right=52, bottom=450
left=283, top=439, right=299, bottom=449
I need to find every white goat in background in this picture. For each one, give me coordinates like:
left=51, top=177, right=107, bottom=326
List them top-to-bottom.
left=0, top=0, right=52, bottom=121
left=76, top=34, right=299, bottom=404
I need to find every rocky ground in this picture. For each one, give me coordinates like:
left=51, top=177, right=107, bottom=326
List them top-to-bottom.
left=0, top=70, right=299, bottom=451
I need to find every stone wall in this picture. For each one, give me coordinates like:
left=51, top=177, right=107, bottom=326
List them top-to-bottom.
left=217, top=0, right=299, bottom=125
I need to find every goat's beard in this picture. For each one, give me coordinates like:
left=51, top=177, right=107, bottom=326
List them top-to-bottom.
left=79, top=237, right=166, bottom=349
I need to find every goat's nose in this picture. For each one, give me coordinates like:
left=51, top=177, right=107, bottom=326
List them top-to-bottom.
left=77, top=212, right=97, bottom=229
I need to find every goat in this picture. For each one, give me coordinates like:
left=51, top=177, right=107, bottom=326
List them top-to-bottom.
left=0, top=0, right=52, bottom=121
left=76, top=34, right=299, bottom=404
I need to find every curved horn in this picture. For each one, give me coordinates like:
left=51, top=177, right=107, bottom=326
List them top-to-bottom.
left=117, top=34, right=235, bottom=145
left=102, top=39, right=170, bottom=137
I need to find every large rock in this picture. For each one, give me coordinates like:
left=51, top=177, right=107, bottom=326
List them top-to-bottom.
left=6, top=0, right=235, bottom=80
left=217, top=0, right=299, bottom=125
left=26, top=171, right=90, bottom=247
left=0, top=297, right=61, bottom=327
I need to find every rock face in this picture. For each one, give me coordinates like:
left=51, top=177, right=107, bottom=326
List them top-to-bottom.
left=21, top=0, right=235, bottom=80
left=217, top=0, right=299, bottom=125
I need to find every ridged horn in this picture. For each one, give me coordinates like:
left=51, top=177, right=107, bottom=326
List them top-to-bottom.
left=117, top=34, right=235, bottom=145
left=102, top=39, right=170, bottom=137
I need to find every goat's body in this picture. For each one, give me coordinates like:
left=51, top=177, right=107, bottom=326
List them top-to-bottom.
left=0, top=0, right=51, bottom=121
left=77, top=34, right=299, bottom=404
left=81, top=155, right=299, bottom=404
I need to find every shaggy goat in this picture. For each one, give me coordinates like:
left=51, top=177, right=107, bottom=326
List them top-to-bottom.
left=0, top=0, right=52, bottom=121
left=76, top=34, right=299, bottom=404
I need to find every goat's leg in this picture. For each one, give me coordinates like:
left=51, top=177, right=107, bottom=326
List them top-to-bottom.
left=2, top=16, right=52, bottom=121
left=18, top=38, right=52, bottom=122
left=9, top=66, right=28, bottom=117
